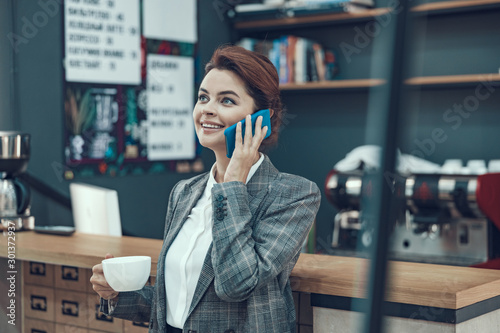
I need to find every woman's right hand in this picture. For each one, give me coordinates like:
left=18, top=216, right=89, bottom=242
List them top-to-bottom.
left=90, top=253, right=119, bottom=300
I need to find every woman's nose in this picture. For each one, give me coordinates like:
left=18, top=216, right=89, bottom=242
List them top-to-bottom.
left=202, top=106, right=216, bottom=116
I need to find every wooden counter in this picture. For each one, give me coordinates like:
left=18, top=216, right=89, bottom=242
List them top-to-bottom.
left=0, top=231, right=163, bottom=275
left=2, top=231, right=500, bottom=311
left=291, top=253, right=500, bottom=310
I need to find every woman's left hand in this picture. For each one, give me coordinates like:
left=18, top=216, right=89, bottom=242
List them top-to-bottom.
left=224, top=114, right=268, bottom=183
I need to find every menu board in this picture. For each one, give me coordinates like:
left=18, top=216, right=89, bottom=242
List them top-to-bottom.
left=62, top=0, right=200, bottom=179
left=64, top=0, right=141, bottom=84
left=147, top=55, right=195, bottom=160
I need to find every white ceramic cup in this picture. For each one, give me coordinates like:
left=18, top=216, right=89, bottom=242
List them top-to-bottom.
left=441, top=159, right=462, bottom=174
left=466, top=159, right=487, bottom=175
left=488, top=160, right=500, bottom=173
left=102, top=256, right=151, bottom=292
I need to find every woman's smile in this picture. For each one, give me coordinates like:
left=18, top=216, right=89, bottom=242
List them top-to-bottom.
left=200, top=120, right=225, bottom=133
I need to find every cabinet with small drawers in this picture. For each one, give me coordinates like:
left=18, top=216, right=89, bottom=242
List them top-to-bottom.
left=22, top=261, right=151, bottom=333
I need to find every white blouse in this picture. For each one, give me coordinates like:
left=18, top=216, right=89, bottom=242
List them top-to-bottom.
left=165, top=154, right=265, bottom=329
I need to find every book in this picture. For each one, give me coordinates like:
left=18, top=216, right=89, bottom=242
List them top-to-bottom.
left=232, top=0, right=373, bottom=21
left=289, top=0, right=374, bottom=8
left=290, top=1, right=373, bottom=16
left=287, top=35, right=298, bottom=83
left=279, top=36, right=289, bottom=84
left=294, top=37, right=306, bottom=83
left=271, top=39, right=281, bottom=75
left=306, top=40, right=318, bottom=82
left=313, top=42, right=326, bottom=81
left=324, top=49, right=338, bottom=80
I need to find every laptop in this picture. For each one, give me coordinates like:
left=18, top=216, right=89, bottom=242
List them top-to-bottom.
left=69, top=183, right=122, bottom=236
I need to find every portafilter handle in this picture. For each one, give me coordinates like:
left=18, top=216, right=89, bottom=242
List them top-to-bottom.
left=324, top=170, right=363, bottom=211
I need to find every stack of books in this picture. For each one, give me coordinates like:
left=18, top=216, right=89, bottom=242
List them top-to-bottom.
left=229, top=0, right=375, bottom=21
left=237, top=36, right=339, bottom=84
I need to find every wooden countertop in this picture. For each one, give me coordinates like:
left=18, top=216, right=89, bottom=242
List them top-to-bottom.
left=0, top=231, right=163, bottom=274
left=2, top=231, right=500, bottom=310
left=290, top=253, right=500, bottom=310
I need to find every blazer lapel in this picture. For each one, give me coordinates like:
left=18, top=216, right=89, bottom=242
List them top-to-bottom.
left=186, top=155, right=279, bottom=317
left=164, top=174, right=208, bottom=250
left=187, top=243, right=214, bottom=317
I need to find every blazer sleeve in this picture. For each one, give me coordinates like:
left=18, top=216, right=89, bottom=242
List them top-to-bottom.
left=210, top=174, right=321, bottom=302
left=100, top=286, right=154, bottom=323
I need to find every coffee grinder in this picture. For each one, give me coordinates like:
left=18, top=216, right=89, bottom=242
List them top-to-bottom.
left=0, top=131, right=35, bottom=231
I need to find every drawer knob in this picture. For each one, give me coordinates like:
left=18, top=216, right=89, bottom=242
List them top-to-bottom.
left=30, top=262, right=46, bottom=276
left=61, top=266, right=79, bottom=281
left=30, top=295, right=47, bottom=312
left=62, top=300, right=79, bottom=317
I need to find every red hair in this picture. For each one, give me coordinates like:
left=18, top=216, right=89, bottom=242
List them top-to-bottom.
left=204, top=45, right=284, bottom=151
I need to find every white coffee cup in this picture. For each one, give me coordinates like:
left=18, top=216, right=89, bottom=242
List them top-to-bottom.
left=441, top=159, right=462, bottom=174
left=466, top=160, right=487, bottom=175
left=488, top=160, right=500, bottom=173
left=102, top=256, right=151, bottom=292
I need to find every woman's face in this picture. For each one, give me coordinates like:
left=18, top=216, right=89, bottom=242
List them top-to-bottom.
left=193, top=69, right=256, bottom=155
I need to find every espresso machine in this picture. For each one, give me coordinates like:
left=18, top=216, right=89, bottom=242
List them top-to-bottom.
left=0, top=131, right=35, bottom=231
left=325, top=169, right=500, bottom=266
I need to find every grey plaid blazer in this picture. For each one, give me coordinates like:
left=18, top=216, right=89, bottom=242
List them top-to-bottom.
left=101, top=155, right=321, bottom=332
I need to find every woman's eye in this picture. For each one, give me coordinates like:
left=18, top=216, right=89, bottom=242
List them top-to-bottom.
left=198, top=95, right=208, bottom=102
left=222, top=97, right=235, bottom=105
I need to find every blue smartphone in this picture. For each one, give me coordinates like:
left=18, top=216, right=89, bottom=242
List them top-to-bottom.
left=224, top=109, right=272, bottom=158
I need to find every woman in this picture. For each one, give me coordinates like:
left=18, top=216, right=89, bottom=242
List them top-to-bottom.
left=90, top=45, right=321, bottom=333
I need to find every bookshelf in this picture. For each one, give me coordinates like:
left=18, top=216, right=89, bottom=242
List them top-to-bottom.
left=233, top=0, right=500, bottom=32
left=411, top=0, right=500, bottom=15
left=233, top=1, right=500, bottom=92
left=233, top=1, right=500, bottom=30
left=233, top=8, right=391, bottom=92
left=234, top=8, right=391, bottom=31
left=278, top=74, right=500, bottom=91
left=405, top=74, right=500, bottom=88
left=280, top=79, right=385, bottom=91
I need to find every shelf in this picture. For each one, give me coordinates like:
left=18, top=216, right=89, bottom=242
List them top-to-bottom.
left=233, top=0, right=500, bottom=32
left=411, top=0, right=500, bottom=15
left=232, top=1, right=500, bottom=31
left=233, top=8, right=391, bottom=31
left=405, top=73, right=500, bottom=88
left=280, top=74, right=500, bottom=91
left=279, top=79, right=386, bottom=91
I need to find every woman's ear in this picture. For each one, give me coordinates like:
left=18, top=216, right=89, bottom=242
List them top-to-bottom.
left=269, top=109, right=275, bottom=118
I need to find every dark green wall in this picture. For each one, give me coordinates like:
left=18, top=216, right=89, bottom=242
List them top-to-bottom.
left=1, top=1, right=499, bottom=252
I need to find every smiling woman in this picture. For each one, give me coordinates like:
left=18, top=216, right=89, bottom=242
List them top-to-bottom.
left=90, top=45, right=321, bottom=333
left=203, top=45, right=284, bottom=151
left=193, top=68, right=257, bottom=158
